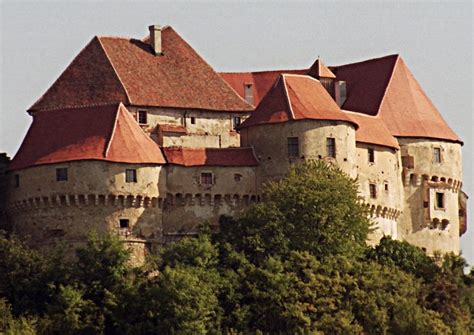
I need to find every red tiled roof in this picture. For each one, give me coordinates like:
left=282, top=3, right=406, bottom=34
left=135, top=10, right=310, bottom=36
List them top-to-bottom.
left=30, top=27, right=252, bottom=113
left=223, top=54, right=461, bottom=144
left=330, top=55, right=398, bottom=116
left=376, top=57, right=461, bottom=143
left=308, top=58, right=336, bottom=79
left=220, top=69, right=306, bottom=106
left=239, top=74, right=358, bottom=129
left=9, top=103, right=165, bottom=170
left=344, top=112, right=399, bottom=149
left=163, top=147, right=258, bottom=167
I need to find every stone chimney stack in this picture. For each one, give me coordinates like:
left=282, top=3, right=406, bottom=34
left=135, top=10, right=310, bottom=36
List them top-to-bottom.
left=148, top=24, right=162, bottom=55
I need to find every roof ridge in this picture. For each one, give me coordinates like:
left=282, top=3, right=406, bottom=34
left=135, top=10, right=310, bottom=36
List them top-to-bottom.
left=167, top=27, right=253, bottom=111
left=28, top=37, right=100, bottom=112
left=96, top=37, right=133, bottom=105
left=333, top=54, right=400, bottom=68
left=376, top=55, right=401, bottom=116
left=220, top=68, right=307, bottom=75
left=281, top=75, right=296, bottom=120
left=30, top=102, right=123, bottom=113
left=103, top=103, right=122, bottom=158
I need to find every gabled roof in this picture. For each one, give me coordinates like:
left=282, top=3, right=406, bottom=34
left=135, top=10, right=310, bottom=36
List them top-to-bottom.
left=30, top=27, right=253, bottom=113
left=308, top=58, right=336, bottom=79
left=239, top=74, right=358, bottom=129
left=9, top=103, right=165, bottom=170
left=163, top=147, right=258, bottom=167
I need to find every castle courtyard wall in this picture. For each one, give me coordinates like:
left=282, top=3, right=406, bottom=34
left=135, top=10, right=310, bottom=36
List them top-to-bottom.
left=127, top=106, right=248, bottom=148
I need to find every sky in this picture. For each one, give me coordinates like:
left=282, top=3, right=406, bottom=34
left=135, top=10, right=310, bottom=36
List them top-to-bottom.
left=1, top=1, right=473, bottom=264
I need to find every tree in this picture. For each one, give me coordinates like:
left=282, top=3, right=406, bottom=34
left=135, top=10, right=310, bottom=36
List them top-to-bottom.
left=219, top=160, right=372, bottom=263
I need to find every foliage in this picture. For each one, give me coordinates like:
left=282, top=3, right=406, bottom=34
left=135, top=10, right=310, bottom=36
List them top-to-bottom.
left=219, top=160, right=372, bottom=263
left=0, top=161, right=471, bottom=334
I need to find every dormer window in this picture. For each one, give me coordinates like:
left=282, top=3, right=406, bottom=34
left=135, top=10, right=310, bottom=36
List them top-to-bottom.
left=244, top=84, right=254, bottom=104
left=138, top=110, right=148, bottom=125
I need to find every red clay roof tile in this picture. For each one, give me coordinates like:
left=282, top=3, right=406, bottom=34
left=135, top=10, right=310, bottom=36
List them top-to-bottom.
left=30, top=27, right=252, bottom=113
left=376, top=57, right=461, bottom=143
left=308, top=58, right=336, bottom=79
left=240, top=74, right=358, bottom=129
left=10, top=103, right=165, bottom=170
left=344, top=112, right=399, bottom=149
left=163, top=147, right=258, bottom=167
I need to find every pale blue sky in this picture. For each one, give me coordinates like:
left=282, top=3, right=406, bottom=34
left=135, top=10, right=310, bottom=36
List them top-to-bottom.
left=1, top=1, right=472, bottom=264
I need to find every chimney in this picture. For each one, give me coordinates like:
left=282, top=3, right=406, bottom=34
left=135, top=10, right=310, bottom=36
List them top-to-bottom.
left=148, top=24, right=162, bottom=55
left=334, top=81, right=347, bottom=107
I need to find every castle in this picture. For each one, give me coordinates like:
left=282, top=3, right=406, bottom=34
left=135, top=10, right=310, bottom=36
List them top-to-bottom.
left=1, top=25, right=468, bottom=259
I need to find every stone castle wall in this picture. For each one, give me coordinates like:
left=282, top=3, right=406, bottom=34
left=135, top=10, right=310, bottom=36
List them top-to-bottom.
left=3, top=116, right=465, bottom=259
left=397, top=138, right=463, bottom=255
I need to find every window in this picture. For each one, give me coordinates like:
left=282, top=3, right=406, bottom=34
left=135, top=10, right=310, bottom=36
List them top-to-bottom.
left=244, top=84, right=254, bottom=104
left=138, top=110, right=148, bottom=124
left=190, top=116, right=196, bottom=124
left=232, top=116, right=241, bottom=130
left=287, top=137, right=299, bottom=158
left=326, top=138, right=336, bottom=158
left=368, top=148, right=375, bottom=163
left=433, top=148, right=441, bottom=163
left=56, top=168, right=68, bottom=181
left=125, top=169, right=137, bottom=183
left=201, top=172, right=213, bottom=186
left=234, top=173, right=242, bottom=182
left=14, top=174, right=19, bottom=188
left=384, top=182, right=389, bottom=191
left=369, top=184, right=377, bottom=199
left=436, top=192, right=445, bottom=209
left=119, top=219, right=129, bottom=229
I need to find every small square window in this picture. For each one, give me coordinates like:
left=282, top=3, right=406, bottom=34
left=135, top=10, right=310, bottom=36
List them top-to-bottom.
left=138, top=110, right=148, bottom=124
left=232, top=116, right=241, bottom=130
left=190, top=117, right=196, bottom=124
left=287, top=137, right=299, bottom=158
left=326, top=138, right=336, bottom=158
left=368, top=148, right=375, bottom=163
left=433, top=148, right=441, bottom=163
left=56, top=168, right=68, bottom=181
left=126, top=169, right=137, bottom=183
left=201, top=172, right=213, bottom=186
left=234, top=173, right=242, bottom=182
left=14, top=174, right=20, bottom=188
left=369, top=184, right=377, bottom=199
left=436, top=192, right=445, bottom=209
left=119, top=219, right=129, bottom=229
